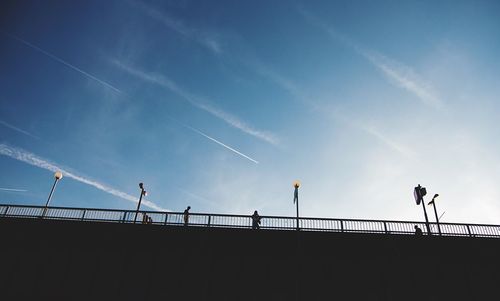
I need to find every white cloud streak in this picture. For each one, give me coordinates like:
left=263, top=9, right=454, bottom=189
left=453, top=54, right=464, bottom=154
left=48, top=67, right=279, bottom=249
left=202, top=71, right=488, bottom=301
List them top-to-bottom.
left=130, top=0, right=222, bottom=54
left=132, top=1, right=311, bottom=110
left=298, top=7, right=444, bottom=110
left=7, top=34, right=122, bottom=93
left=361, top=51, right=444, bottom=110
left=248, top=59, right=313, bottom=106
left=114, top=61, right=279, bottom=146
left=330, top=109, right=415, bottom=158
left=0, top=120, right=40, bottom=140
left=183, top=125, right=259, bottom=164
left=359, top=125, right=415, bottom=158
left=0, top=143, right=165, bottom=211
left=0, top=187, right=28, bottom=192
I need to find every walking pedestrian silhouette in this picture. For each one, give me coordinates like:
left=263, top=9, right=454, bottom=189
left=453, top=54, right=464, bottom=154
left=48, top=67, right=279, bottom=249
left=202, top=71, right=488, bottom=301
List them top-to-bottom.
left=183, top=206, right=191, bottom=226
left=251, top=210, right=261, bottom=229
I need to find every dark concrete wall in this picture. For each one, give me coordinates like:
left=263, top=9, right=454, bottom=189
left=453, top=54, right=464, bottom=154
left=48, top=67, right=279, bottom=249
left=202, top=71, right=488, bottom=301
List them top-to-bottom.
left=1, top=218, right=499, bottom=301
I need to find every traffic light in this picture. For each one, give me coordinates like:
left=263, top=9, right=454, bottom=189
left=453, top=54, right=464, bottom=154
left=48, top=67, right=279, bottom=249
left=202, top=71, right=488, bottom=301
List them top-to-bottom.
left=414, top=184, right=427, bottom=205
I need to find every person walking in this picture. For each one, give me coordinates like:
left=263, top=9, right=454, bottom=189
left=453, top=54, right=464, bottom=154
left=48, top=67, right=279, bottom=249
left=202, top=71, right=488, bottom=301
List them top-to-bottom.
left=183, top=206, right=191, bottom=226
left=251, top=210, right=261, bottom=230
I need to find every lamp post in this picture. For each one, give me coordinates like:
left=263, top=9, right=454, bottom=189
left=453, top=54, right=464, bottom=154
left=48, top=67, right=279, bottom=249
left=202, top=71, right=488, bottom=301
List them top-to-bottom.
left=42, top=171, right=63, bottom=218
left=293, top=180, right=300, bottom=231
left=134, top=182, right=147, bottom=224
left=428, top=194, right=441, bottom=236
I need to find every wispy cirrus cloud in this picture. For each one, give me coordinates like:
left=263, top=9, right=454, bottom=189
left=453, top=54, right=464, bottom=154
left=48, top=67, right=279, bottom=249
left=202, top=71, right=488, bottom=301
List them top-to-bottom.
left=129, top=0, right=222, bottom=54
left=130, top=1, right=311, bottom=107
left=298, top=7, right=444, bottom=110
left=5, top=33, right=122, bottom=93
left=360, top=51, right=444, bottom=110
left=245, top=58, right=313, bottom=106
left=114, top=61, right=279, bottom=146
left=330, top=109, right=415, bottom=158
left=0, top=120, right=40, bottom=140
left=358, top=124, right=415, bottom=158
left=0, top=143, right=165, bottom=211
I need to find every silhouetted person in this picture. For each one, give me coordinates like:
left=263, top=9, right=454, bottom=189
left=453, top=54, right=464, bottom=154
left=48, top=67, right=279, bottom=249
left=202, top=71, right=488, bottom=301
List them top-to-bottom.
left=183, top=206, right=191, bottom=226
left=251, top=210, right=261, bottom=230
left=142, top=213, right=148, bottom=224
left=148, top=216, right=153, bottom=224
left=415, top=225, right=423, bottom=236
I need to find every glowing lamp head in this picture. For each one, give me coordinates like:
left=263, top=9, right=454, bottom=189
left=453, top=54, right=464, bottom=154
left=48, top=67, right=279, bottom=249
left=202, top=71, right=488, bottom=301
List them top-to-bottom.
left=54, top=171, right=63, bottom=180
left=293, top=180, right=301, bottom=188
left=433, top=194, right=439, bottom=199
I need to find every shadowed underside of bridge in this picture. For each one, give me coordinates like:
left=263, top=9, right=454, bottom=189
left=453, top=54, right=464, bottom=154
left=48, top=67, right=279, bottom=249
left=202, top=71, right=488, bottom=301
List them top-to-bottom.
left=1, top=218, right=499, bottom=301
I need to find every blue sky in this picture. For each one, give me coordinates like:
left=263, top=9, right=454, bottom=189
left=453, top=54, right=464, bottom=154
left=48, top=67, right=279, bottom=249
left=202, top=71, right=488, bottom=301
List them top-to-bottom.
left=1, top=0, right=500, bottom=224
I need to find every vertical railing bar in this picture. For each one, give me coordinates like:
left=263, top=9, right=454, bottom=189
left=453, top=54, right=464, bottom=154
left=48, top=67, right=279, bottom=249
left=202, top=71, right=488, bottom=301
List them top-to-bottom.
left=81, top=209, right=86, bottom=221
left=207, top=215, right=211, bottom=227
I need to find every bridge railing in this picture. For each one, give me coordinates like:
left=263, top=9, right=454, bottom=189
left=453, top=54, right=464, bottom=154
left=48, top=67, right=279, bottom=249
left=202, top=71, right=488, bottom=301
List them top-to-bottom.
left=1, top=203, right=499, bottom=238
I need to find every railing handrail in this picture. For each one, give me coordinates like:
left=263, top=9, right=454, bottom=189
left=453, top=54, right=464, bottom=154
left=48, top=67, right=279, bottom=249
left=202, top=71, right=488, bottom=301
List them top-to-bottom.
left=1, top=203, right=499, bottom=238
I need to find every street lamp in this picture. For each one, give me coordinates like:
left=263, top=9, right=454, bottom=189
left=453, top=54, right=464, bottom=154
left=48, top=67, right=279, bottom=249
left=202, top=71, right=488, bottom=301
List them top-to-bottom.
left=42, top=171, right=63, bottom=218
left=293, top=180, right=300, bottom=231
left=134, top=182, right=147, bottom=224
left=414, top=184, right=432, bottom=235
left=428, top=194, right=442, bottom=236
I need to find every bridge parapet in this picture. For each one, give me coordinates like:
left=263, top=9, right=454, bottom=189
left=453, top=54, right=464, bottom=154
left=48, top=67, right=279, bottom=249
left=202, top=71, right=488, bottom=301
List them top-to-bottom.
left=1, top=203, right=498, bottom=238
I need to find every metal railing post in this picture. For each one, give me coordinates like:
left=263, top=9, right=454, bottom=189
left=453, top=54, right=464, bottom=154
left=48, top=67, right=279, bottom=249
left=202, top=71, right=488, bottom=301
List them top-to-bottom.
left=81, top=209, right=86, bottom=221
left=164, top=213, right=168, bottom=225
left=207, top=215, right=211, bottom=227
left=340, top=220, right=344, bottom=233
left=383, top=222, right=388, bottom=234
left=466, top=225, right=472, bottom=237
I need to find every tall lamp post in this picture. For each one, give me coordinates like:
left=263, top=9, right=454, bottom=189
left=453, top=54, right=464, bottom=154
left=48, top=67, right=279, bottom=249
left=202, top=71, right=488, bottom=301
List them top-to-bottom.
left=42, top=171, right=63, bottom=218
left=293, top=180, right=300, bottom=231
left=134, top=182, right=147, bottom=224
left=414, top=184, right=432, bottom=235
left=428, top=194, right=441, bottom=236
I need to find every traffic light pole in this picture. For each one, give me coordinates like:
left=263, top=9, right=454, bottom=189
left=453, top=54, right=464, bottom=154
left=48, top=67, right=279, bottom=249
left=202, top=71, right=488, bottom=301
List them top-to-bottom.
left=421, top=199, right=432, bottom=235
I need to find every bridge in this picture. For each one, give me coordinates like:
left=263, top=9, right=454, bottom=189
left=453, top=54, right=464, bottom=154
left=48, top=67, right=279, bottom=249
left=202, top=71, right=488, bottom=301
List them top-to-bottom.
left=1, top=203, right=499, bottom=300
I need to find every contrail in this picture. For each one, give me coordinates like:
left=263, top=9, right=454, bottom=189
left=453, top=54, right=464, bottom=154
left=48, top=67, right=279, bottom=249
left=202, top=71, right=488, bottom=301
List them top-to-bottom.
left=5, top=33, right=122, bottom=94
left=0, top=120, right=40, bottom=140
left=183, top=125, right=259, bottom=164
left=0, top=143, right=165, bottom=211
left=0, top=187, right=27, bottom=192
